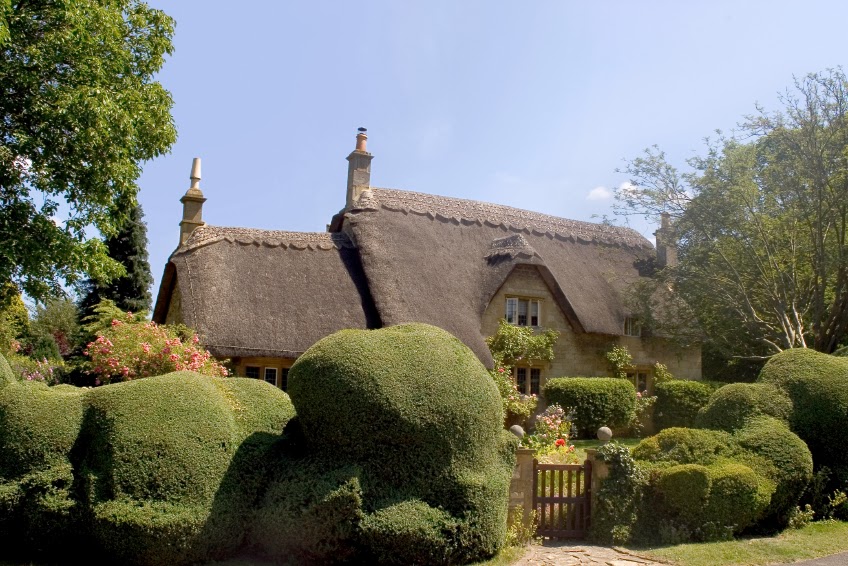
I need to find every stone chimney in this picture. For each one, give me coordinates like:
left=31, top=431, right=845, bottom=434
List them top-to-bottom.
left=346, top=127, right=373, bottom=208
left=179, top=158, right=206, bottom=245
left=654, top=212, right=678, bottom=268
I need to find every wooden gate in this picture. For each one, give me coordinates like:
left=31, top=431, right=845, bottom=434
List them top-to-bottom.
left=532, top=459, right=592, bottom=539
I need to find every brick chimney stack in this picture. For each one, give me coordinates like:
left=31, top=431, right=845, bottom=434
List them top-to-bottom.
left=346, top=127, right=373, bottom=208
left=179, top=158, right=206, bottom=245
left=655, top=212, right=678, bottom=268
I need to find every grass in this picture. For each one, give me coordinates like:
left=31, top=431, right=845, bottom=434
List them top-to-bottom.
left=571, top=437, right=641, bottom=461
left=636, top=521, right=848, bottom=566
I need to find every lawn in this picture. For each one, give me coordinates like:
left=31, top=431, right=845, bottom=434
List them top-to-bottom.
left=571, top=437, right=641, bottom=461
left=634, top=521, right=848, bottom=566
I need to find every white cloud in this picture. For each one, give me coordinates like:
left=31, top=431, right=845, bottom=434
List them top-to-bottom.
left=618, top=181, right=639, bottom=196
left=586, top=185, right=612, bottom=201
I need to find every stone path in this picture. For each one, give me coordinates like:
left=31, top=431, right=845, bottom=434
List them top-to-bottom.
left=514, top=541, right=668, bottom=566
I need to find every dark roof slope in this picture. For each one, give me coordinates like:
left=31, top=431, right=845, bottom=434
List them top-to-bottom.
left=345, top=188, right=656, bottom=365
left=153, top=226, right=379, bottom=359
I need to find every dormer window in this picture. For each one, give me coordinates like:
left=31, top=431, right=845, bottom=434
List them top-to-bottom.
left=506, top=297, right=541, bottom=327
left=624, top=316, right=642, bottom=337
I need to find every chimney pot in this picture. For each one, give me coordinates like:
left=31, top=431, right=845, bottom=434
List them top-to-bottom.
left=346, top=128, right=373, bottom=208
left=180, top=157, right=207, bottom=245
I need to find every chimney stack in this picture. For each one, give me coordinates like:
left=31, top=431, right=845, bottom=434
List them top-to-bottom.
left=346, top=127, right=373, bottom=208
left=179, top=158, right=207, bottom=245
left=655, top=212, right=678, bottom=268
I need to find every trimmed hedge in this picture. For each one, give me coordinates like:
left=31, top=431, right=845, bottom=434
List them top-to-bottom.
left=278, top=323, right=514, bottom=564
left=758, top=349, right=848, bottom=486
left=543, top=377, right=635, bottom=437
left=654, top=380, right=714, bottom=430
left=697, top=383, right=792, bottom=432
left=733, top=416, right=812, bottom=528
left=631, top=427, right=735, bottom=465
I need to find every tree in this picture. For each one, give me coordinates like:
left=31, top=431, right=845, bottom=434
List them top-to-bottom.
left=0, top=0, right=176, bottom=301
left=615, top=69, right=848, bottom=359
left=78, top=202, right=153, bottom=319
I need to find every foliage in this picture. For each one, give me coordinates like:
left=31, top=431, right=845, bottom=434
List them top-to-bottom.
left=0, top=0, right=176, bottom=302
left=614, top=69, right=848, bottom=358
left=78, top=203, right=153, bottom=320
left=0, top=284, right=29, bottom=357
left=28, top=296, right=81, bottom=359
left=84, top=311, right=228, bottom=384
left=485, top=319, right=558, bottom=367
left=286, top=323, right=515, bottom=564
left=604, top=345, right=632, bottom=380
left=758, top=348, right=848, bottom=486
left=0, top=356, right=296, bottom=563
left=653, top=361, right=674, bottom=384
left=489, top=363, right=537, bottom=425
left=544, top=377, right=635, bottom=437
left=653, top=380, right=714, bottom=430
left=696, top=382, right=793, bottom=432
left=630, top=390, right=656, bottom=438
left=522, top=404, right=577, bottom=462
left=733, top=416, right=813, bottom=528
left=632, top=427, right=736, bottom=466
left=589, top=441, right=647, bottom=545
left=786, top=505, right=815, bottom=530
left=504, top=506, right=538, bottom=547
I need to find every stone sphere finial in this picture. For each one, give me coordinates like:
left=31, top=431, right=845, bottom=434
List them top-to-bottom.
left=509, top=425, right=525, bottom=439
left=597, top=426, right=613, bottom=443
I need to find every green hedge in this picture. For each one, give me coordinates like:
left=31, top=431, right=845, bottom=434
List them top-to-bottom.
left=279, top=323, right=514, bottom=564
left=758, top=349, right=848, bottom=484
left=543, top=377, right=635, bottom=437
left=654, top=380, right=714, bottom=431
left=697, top=383, right=792, bottom=432
left=733, top=416, right=812, bottom=529
left=631, top=427, right=736, bottom=465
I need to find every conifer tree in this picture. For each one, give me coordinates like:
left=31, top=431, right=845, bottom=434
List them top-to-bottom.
left=79, top=204, right=153, bottom=319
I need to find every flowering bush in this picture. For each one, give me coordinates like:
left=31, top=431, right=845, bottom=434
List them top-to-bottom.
left=84, top=312, right=228, bottom=384
left=11, top=356, right=64, bottom=385
left=490, top=362, right=537, bottom=424
left=630, top=390, right=657, bottom=437
left=523, top=404, right=578, bottom=463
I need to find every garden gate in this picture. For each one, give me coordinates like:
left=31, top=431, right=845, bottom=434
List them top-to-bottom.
left=532, top=459, right=592, bottom=539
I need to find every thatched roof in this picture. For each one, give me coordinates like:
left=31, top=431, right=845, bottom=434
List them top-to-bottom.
left=344, top=188, right=656, bottom=365
left=153, top=226, right=380, bottom=359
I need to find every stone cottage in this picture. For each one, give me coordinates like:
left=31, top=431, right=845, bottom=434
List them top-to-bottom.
left=153, top=130, right=701, bottom=396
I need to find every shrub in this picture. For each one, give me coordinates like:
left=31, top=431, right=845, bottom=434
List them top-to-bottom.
left=84, top=314, right=228, bottom=384
left=288, top=323, right=514, bottom=564
left=758, top=349, right=848, bottom=484
left=543, top=377, right=635, bottom=437
left=654, top=380, right=713, bottom=430
left=697, top=383, right=793, bottom=432
left=733, top=416, right=813, bottom=528
left=631, top=427, right=735, bottom=465
left=589, top=442, right=648, bottom=545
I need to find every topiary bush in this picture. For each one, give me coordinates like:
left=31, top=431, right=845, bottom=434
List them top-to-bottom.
left=256, top=323, right=515, bottom=565
left=758, top=349, right=848, bottom=486
left=543, top=377, right=635, bottom=437
left=654, top=380, right=714, bottom=430
left=697, top=383, right=792, bottom=432
left=732, top=416, right=813, bottom=529
left=631, top=427, right=735, bottom=465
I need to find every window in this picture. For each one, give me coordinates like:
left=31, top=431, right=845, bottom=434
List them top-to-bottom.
left=506, top=297, right=541, bottom=326
left=624, top=317, right=642, bottom=337
left=245, top=366, right=260, bottom=379
left=514, top=366, right=542, bottom=396
left=264, top=367, right=277, bottom=386
left=280, top=368, right=290, bottom=392
left=627, top=370, right=650, bottom=394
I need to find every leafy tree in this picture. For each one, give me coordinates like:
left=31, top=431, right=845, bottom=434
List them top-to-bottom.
left=0, top=0, right=176, bottom=301
left=615, top=69, right=848, bottom=359
left=78, top=203, right=153, bottom=319
left=29, top=295, right=80, bottom=358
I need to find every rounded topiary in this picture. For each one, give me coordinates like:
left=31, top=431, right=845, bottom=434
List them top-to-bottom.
left=286, top=323, right=514, bottom=564
left=758, top=349, right=848, bottom=481
left=0, top=352, right=15, bottom=386
left=542, top=377, right=635, bottom=438
left=654, top=380, right=714, bottom=430
left=697, top=383, right=792, bottom=432
left=733, top=416, right=813, bottom=528
left=631, top=427, right=735, bottom=465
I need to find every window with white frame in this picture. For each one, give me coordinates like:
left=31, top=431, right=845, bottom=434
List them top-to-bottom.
left=506, top=297, right=541, bottom=327
left=624, top=316, right=642, bottom=337
left=514, top=366, right=542, bottom=396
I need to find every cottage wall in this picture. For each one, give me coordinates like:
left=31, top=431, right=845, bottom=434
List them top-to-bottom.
left=481, top=265, right=701, bottom=398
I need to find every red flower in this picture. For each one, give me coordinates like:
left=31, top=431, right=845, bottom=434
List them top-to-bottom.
left=555, top=438, right=566, bottom=447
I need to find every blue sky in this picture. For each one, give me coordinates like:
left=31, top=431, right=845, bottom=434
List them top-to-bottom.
left=138, top=1, right=848, bottom=298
